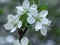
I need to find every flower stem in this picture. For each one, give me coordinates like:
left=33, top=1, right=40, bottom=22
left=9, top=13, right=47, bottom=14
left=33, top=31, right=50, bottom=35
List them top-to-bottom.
left=18, top=27, right=27, bottom=41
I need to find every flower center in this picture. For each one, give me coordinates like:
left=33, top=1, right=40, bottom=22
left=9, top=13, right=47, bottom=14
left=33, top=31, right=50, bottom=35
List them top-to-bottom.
left=32, top=15, right=42, bottom=22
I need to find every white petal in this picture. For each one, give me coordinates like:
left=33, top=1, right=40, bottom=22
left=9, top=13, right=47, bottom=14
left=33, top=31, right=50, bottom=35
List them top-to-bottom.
left=22, top=0, right=30, bottom=10
left=30, top=4, right=37, bottom=9
left=16, top=6, right=24, bottom=14
left=16, top=6, right=24, bottom=12
left=29, top=8, right=38, bottom=17
left=39, top=10, right=48, bottom=18
left=27, top=13, right=32, bottom=17
left=7, top=14, right=14, bottom=22
left=7, top=15, right=19, bottom=25
left=8, top=15, right=19, bottom=25
left=14, top=15, right=19, bottom=20
left=14, top=15, right=19, bottom=22
left=27, top=16, right=36, bottom=24
left=41, top=18, right=51, bottom=25
left=47, top=20, right=51, bottom=26
left=17, top=21, right=22, bottom=28
left=35, top=21, right=42, bottom=31
left=4, top=22, right=13, bottom=30
left=40, top=26, right=47, bottom=36
left=10, top=27, right=17, bottom=33
left=21, top=37, right=29, bottom=45
left=13, top=40, right=20, bottom=45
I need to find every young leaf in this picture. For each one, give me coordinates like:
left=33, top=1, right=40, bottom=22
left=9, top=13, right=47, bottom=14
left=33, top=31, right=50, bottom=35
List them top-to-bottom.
left=29, top=0, right=38, bottom=5
left=29, top=0, right=34, bottom=5
left=34, top=0, right=38, bottom=4
left=38, top=4, right=48, bottom=11
left=19, top=13, right=28, bottom=27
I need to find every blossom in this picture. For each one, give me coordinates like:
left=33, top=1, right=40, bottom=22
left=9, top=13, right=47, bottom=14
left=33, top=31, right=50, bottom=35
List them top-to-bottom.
left=4, top=0, right=37, bottom=33
left=16, top=0, right=37, bottom=15
left=27, top=10, right=51, bottom=36
left=4, top=14, right=22, bottom=33
left=13, top=37, right=29, bottom=45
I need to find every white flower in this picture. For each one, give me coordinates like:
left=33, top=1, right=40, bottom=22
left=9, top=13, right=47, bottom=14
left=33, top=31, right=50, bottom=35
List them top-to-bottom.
left=16, top=0, right=37, bottom=15
left=27, top=8, right=38, bottom=24
left=27, top=10, right=51, bottom=36
left=39, top=10, right=48, bottom=18
left=4, top=14, right=22, bottom=33
left=27, top=16, right=36, bottom=24
left=40, top=26, right=48, bottom=36
left=13, top=37, right=29, bottom=45
left=21, top=37, right=29, bottom=45
left=13, top=40, right=20, bottom=45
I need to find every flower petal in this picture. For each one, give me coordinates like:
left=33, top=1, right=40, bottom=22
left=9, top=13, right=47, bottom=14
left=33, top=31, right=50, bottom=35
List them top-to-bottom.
left=22, top=0, right=30, bottom=10
left=30, top=4, right=37, bottom=9
left=16, top=6, right=24, bottom=14
left=28, top=8, right=38, bottom=17
left=39, top=10, right=48, bottom=18
left=27, top=13, right=32, bottom=17
left=7, top=14, right=14, bottom=22
left=7, top=15, right=19, bottom=25
left=27, top=16, right=36, bottom=24
left=41, top=18, right=51, bottom=25
left=47, top=20, right=51, bottom=26
left=17, top=21, right=22, bottom=28
left=35, top=21, right=42, bottom=31
left=4, top=22, right=13, bottom=30
left=40, top=26, right=47, bottom=36
left=10, top=27, right=17, bottom=33
left=21, top=37, right=29, bottom=45
left=13, top=40, right=20, bottom=45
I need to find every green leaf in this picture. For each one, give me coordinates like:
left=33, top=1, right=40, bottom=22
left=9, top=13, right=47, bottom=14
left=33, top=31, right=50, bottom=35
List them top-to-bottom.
left=29, top=0, right=38, bottom=5
left=29, top=0, right=34, bottom=5
left=34, top=0, right=38, bottom=4
left=38, top=4, right=48, bottom=11
left=19, top=13, right=28, bottom=28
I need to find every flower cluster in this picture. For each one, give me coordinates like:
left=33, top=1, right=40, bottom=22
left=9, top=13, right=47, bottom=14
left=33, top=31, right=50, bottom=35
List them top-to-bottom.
left=4, top=0, right=51, bottom=36
left=27, top=10, right=51, bottom=36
